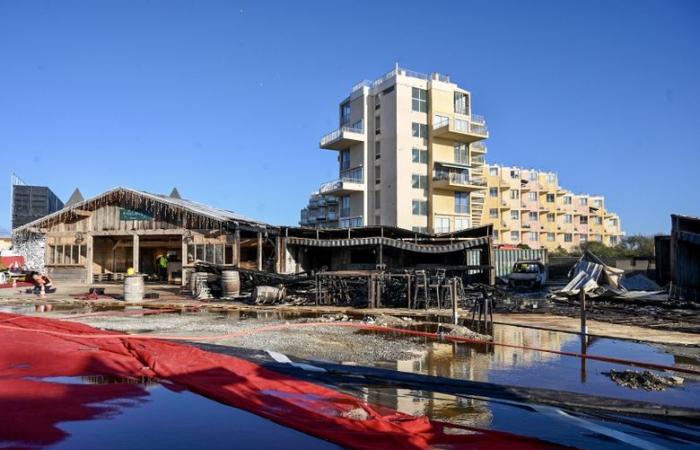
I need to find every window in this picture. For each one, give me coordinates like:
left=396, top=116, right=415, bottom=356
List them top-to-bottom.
left=382, top=85, right=394, bottom=95
left=412, top=87, right=427, bottom=112
left=454, top=92, right=469, bottom=115
left=374, top=94, right=381, bottom=110
left=340, top=102, right=351, bottom=125
left=374, top=115, right=381, bottom=135
left=412, top=122, right=427, bottom=138
left=375, top=141, right=381, bottom=159
left=454, top=143, right=468, bottom=164
left=412, top=148, right=428, bottom=163
left=340, top=150, right=350, bottom=170
left=375, top=164, right=381, bottom=184
left=489, top=167, right=499, bottom=176
left=510, top=170, right=520, bottom=179
left=529, top=171, right=538, bottom=181
left=547, top=173, right=556, bottom=184
left=412, top=174, right=428, bottom=189
left=489, top=187, right=498, bottom=198
left=374, top=190, right=381, bottom=209
left=510, top=190, right=520, bottom=200
left=455, top=192, right=469, bottom=214
left=529, top=192, right=538, bottom=201
left=546, top=194, right=555, bottom=203
left=340, top=195, right=351, bottom=216
left=563, top=196, right=572, bottom=205
left=579, top=197, right=588, bottom=206
left=593, top=199, right=603, bottom=208
left=412, top=200, right=428, bottom=216
left=489, top=208, right=498, bottom=218
left=510, top=210, right=519, bottom=220
left=529, top=212, right=538, bottom=221
left=547, top=213, right=555, bottom=222
left=564, top=214, right=573, bottom=224
left=374, top=215, right=381, bottom=225
left=436, top=216, right=450, bottom=233
left=580, top=216, right=588, bottom=225
left=593, top=216, right=603, bottom=225
left=455, top=217, right=470, bottom=231
left=412, top=226, right=428, bottom=233
left=510, top=231, right=520, bottom=241
left=530, top=232, right=538, bottom=241
left=547, top=233, right=555, bottom=242
left=564, top=233, right=573, bottom=243
left=580, top=234, right=588, bottom=243
left=610, top=236, right=618, bottom=245
left=187, top=243, right=226, bottom=265
left=48, top=244, right=86, bottom=265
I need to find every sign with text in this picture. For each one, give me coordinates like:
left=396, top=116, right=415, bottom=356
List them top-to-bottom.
left=119, top=209, right=153, bottom=221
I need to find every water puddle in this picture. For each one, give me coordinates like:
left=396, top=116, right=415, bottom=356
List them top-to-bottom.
left=1, top=376, right=339, bottom=450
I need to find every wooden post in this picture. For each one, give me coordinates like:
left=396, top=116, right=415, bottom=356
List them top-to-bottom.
left=233, top=228, right=240, bottom=268
left=257, top=231, right=263, bottom=271
left=86, top=234, right=94, bottom=284
left=132, top=234, right=139, bottom=273
left=181, top=234, right=188, bottom=287
left=274, top=235, right=281, bottom=273
left=451, top=278, right=458, bottom=325
left=580, top=288, right=587, bottom=336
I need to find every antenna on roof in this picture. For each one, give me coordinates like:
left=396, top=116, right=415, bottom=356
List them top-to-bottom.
left=169, top=187, right=182, bottom=199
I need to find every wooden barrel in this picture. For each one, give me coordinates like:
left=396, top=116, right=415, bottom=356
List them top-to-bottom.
left=221, top=270, right=240, bottom=297
left=124, top=275, right=145, bottom=302
left=252, top=285, right=285, bottom=304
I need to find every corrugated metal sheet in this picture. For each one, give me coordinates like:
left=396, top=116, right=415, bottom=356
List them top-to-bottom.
left=286, top=236, right=490, bottom=254
left=465, top=248, right=548, bottom=277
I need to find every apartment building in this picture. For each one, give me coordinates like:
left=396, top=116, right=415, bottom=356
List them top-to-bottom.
left=300, top=65, right=489, bottom=233
left=483, top=165, right=624, bottom=251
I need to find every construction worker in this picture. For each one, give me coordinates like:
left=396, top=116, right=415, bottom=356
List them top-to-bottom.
left=157, top=254, right=169, bottom=282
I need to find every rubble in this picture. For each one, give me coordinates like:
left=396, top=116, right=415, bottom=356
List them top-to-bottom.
left=12, top=233, right=45, bottom=272
left=604, top=370, right=684, bottom=391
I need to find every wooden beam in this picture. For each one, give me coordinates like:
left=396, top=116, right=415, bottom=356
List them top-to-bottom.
left=73, top=209, right=93, bottom=217
left=233, top=228, right=240, bottom=268
left=257, top=231, right=263, bottom=271
left=132, top=234, right=139, bottom=273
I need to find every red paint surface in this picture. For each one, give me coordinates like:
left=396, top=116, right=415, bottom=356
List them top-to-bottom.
left=0, top=312, right=570, bottom=449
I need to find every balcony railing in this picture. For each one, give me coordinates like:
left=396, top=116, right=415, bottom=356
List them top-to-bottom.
left=471, top=114, right=486, bottom=125
left=434, top=117, right=488, bottom=137
left=320, top=124, right=364, bottom=147
left=471, top=142, right=487, bottom=152
left=471, top=155, right=485, bottom=165
left=339, top=165, right=364, bottom=183
left=434, top=171, right=487, bottom=187
left=339, top=216, right=363, bottom=228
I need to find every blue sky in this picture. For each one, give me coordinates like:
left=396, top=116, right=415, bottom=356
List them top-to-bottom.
left=0, top=0, right=698, bottom=236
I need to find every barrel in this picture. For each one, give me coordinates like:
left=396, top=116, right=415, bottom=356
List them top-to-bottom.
left=221, top=270, right=240, bottom=298
left=124, top=275, right=145, bottom=302
left=252, top=285, right=285, bottom=304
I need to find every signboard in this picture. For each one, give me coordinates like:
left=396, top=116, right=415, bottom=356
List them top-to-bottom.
left=119, top=209, right=153, bottom=221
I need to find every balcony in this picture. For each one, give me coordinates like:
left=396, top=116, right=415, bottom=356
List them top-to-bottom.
left=432, top=116, right=488, bottom=142
left=320, top=125, right=365, bottom=150
left=471, top=141, right=487, bottom=153
left=471, top=154, right=485, bottom=165
left=433, top=161, right=486, bottom=192
left=319, top=166, right=365, bottom=195
left=432, top=168, right=486, bottom=192
left=339, top=216, right=363, bottom=228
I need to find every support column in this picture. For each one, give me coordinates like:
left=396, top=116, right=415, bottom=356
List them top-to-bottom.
left=233, top=228, right=240, bottom=268
left=257, top=231, right=263, bottom=271
left=86, top=234, right=93, bottom=284
left=132, top=234, right=140, bottom=273
left=181, top=234, right=188, bottom=287
left=274, top=235, right=281, bottom=274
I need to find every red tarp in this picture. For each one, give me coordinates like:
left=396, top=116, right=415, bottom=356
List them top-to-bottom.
left=0, top=256, right=25, bottom=269
left=0, top=313, right=570, bottom=450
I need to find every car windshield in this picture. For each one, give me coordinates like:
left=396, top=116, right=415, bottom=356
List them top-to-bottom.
left=513, top=263, right=540, bottom=273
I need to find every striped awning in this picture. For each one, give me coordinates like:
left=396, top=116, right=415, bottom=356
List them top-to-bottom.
left=285, top=236, right=490, bottom=254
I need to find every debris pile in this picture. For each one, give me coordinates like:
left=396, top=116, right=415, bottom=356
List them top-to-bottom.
left=604, top=370, right=684, bottom=391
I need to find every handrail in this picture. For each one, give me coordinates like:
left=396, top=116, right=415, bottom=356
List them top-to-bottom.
left=320, top=125, right=364, bottom=146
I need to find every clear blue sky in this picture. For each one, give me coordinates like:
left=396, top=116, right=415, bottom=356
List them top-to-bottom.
left=1, top=0, right=698, bottom=236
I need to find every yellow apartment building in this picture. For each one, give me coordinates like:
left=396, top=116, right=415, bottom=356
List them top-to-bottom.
left=300, top=65, right=488, bottom=233
left=483, top=165, right=624, bottom=251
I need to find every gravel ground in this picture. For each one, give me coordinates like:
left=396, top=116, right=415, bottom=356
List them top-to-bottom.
left=68, top=312, right=429, bottom=364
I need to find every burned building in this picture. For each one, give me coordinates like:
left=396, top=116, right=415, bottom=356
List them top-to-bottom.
left=12, top=186, right=494, bottom=285
left=668, top=214, right=700, bottom=301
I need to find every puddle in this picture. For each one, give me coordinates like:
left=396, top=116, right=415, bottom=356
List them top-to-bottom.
left=1, top=376, right=339, bottom=450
